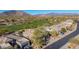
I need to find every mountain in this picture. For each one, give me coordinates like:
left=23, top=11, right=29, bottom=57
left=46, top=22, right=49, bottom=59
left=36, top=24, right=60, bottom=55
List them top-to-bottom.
left=0, top=10, right=33, bottom=25
left=0, top=10, right=31, bottom=16
left=1, top=10, right=79, bottom=26
left=35, top=13, right=79, bottom=16
left=46, top=13, right=79, bottom=16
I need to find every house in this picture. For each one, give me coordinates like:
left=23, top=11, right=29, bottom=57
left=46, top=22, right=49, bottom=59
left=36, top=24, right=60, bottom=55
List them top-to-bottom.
left=63, top=19, right=73, bottom=28
left=63, top=19, right=74, bottom=31
left=55, top=24, right=63, bottom=32
left=6, top=34, right=31, bottom=49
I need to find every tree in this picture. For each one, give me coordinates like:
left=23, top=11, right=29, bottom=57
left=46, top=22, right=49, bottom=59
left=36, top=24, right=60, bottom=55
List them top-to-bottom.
left=32, top=27, right=49, bottom=48
left=61, top=28, right=66, bottom=33
left=50, top=29, right=59, bottom=37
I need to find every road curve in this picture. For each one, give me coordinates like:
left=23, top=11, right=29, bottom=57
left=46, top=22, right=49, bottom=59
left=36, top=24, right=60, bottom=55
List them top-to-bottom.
left=44, top=21, right=79, bottom=49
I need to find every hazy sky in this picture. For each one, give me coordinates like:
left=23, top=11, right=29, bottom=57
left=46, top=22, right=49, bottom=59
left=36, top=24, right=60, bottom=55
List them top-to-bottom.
left=0, top=10, right=79, bottom=15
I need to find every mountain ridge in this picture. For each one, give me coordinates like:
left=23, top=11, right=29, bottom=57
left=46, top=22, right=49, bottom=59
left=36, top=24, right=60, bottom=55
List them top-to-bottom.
left=34, top=12, right=79, bottom=16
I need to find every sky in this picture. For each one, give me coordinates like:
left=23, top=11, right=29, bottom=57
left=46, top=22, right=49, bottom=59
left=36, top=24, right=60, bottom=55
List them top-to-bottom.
left=0, top=10, right=79, bottom=15
left=24, top=10, right=79, bottom=15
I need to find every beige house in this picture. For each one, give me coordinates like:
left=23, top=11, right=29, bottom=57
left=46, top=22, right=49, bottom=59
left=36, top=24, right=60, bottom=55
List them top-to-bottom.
left=63, top=19, right=73, bottom=28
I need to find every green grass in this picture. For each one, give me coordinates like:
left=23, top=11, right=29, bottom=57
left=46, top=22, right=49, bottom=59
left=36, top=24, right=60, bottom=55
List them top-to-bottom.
left=0, top=19, right=49, bottom=35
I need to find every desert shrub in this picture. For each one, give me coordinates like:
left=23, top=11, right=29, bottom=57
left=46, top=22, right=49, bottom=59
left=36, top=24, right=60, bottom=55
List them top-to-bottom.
left=32, top=27, right=49, bottom=48
left=61, top=28, right=66, bottom=33
left=50, top=29, right=59, bottom=37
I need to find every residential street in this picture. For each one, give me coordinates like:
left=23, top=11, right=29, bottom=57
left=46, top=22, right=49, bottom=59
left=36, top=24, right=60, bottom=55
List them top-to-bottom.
left=45, top=21, right=79, bottom=49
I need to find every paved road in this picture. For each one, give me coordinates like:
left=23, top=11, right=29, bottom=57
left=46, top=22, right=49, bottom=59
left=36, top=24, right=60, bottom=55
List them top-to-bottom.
left=45, top=21, right=79, bottom=49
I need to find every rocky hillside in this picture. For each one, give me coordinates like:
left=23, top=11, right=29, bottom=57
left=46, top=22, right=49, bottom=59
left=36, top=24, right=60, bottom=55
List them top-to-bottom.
left=0, top=10, right=34, bottom=25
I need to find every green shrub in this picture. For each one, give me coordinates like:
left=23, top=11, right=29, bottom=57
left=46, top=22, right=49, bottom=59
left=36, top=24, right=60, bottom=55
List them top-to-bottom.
left=61, top=28, right=66, bottom=33
left=50, top=30, right=59, bottom=37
